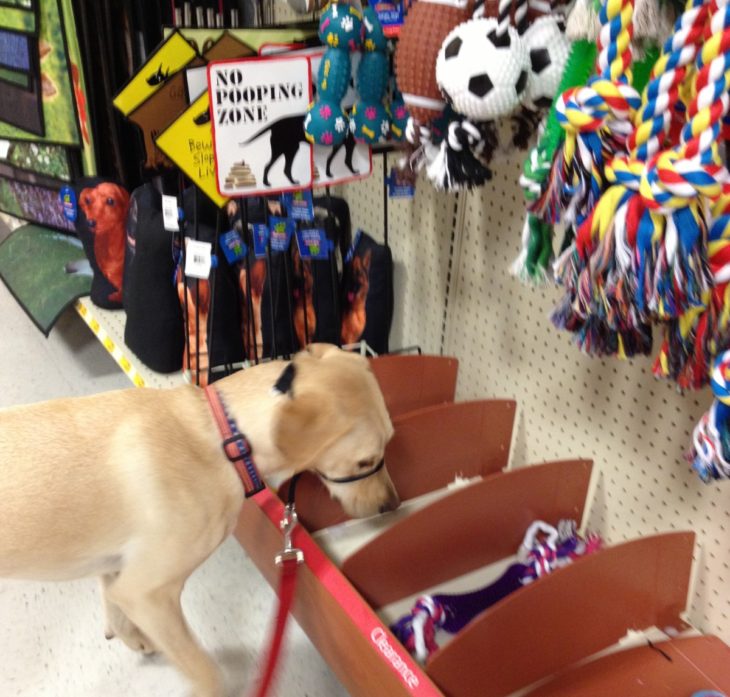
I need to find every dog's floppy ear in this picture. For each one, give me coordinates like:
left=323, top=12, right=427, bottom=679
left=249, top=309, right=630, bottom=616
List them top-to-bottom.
left=272, top=391, right=351, bottom=468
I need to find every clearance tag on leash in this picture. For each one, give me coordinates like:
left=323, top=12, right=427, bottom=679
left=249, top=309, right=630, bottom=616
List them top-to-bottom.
left=269, top=216, right=295, bottom=253
left=296, top=228, right=331, bottom=260
left=185, top=240, right=213, bottom=278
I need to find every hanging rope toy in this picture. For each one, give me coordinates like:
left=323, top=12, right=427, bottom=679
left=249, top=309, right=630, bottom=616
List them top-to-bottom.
left=512, top=38, right=598, bottom=282
left=691, top=349, right=730, bottom=481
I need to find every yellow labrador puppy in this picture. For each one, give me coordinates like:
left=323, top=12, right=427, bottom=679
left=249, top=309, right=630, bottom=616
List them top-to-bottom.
left=0, top=344, right=398, bottom=697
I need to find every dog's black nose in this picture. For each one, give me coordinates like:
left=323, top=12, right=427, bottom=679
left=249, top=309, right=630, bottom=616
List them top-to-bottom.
left=379, top=491, right=400, bottom=514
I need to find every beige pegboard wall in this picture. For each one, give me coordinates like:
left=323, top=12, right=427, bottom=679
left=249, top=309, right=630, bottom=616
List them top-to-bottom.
left=341, top=147, right=730, bottom=642
left=447, top=150, right=730, bottom=639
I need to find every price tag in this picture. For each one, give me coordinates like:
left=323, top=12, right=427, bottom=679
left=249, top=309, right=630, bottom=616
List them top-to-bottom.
left=0, top=140, right=10, bottom=159
left=388, top=168, right=415, bottom=199
left=59, top=186, right=78, bottom=223
left=281, top=190, right=314, bottom=221
left=162, top=194, right=180, bottom=231
left=269, top=216, right=295, bottom=253
left=296, top=228, right=331, bottom=260
left=220, top=229, right=247, bottom=264
left=185, top=240, right=213, bottom=279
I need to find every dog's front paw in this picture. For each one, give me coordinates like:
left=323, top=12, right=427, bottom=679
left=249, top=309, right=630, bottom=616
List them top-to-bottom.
left=106, top=619, right=157, bottom=654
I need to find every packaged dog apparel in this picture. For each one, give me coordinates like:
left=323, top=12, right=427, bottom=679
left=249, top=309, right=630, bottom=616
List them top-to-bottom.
left=74, top=178, right=131, bottom=309
left=122, top=184, right=184, bottom=374
left=179, top=188, right=244, bottom=385
left=290, top=195, right=352, bottom=348
left=231, top=198, right=299, bottom=362
left=341, top=229, right=393, bottom=353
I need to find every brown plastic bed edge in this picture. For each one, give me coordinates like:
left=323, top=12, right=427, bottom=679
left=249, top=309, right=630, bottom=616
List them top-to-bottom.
left=369, top=354, right=459, bottom=419
left=277, top=398, right=518, bottom=532
left=342, top=459, right=593, bottom=609
left=426, top=531, right=696, bottom=697
left=524, top=635, right=730, bottom=696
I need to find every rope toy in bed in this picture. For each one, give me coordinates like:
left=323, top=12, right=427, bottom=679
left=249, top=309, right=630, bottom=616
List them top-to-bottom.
left=390, top=520, right=602, bottom=663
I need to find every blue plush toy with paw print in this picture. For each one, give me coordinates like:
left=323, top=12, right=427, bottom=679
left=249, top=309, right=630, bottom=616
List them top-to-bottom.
left=304, top=2, right=362, bottom=147
left=349, top=6, right=390, bottom=144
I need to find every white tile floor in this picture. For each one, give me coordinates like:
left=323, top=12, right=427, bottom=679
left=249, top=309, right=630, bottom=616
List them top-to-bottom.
left=0, top=279, right=348, bottom=697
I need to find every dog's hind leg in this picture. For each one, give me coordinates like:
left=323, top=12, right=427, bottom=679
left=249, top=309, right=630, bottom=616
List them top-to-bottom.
left=344, top=136, right=359, bottom=175
left=326, top=144, right=342, bottom=178
left=283, top=154, right=299, bottom=186
left=106, top=564, right=224, bottom=697
left=100, top=573, right=156, bottom=654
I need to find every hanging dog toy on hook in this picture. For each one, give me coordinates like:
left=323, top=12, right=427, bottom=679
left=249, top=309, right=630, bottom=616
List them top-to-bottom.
left=394, top=0, right=483, bottom=184
left=305, top=2, right=363, bottom=147
left=350, top=5, right=392, bottom=144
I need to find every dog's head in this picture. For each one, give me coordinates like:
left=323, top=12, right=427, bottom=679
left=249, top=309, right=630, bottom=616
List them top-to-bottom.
left=80, top=183, right=130, bottom=233
left=346, top=249, right=372, bottom=305
left=273, top=344, right=399, bottom=518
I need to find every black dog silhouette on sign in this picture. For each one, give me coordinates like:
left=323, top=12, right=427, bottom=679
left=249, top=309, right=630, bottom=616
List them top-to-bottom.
left=241, top=115, right=308, bottom=187
left=326, top=131, right=359, bottom=178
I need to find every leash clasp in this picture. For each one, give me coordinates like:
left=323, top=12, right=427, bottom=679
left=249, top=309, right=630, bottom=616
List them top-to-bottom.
left=275, top=504, right=304, bottom=566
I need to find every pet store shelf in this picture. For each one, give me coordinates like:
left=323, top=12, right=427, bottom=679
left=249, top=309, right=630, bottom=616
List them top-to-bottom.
left=75, top=298, right=182, bottom=389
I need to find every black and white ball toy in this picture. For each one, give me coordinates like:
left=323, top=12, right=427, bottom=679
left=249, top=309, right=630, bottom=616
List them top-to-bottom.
left=522, top=16, right=571, bottom=111
left=436, top=17, right=530, bottom=122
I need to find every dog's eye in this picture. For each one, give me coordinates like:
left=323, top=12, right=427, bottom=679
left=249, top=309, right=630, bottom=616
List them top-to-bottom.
left=85, top=197, right=91, bottom=205
left=107, top=197, right=115, bottom=206
left=357, top=460, right=372, bottom=469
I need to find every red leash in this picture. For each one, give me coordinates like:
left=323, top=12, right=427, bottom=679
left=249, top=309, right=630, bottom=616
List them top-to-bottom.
left=204, top=385, right=302, bottom=697
left=249, top=491, right=304, bottom=697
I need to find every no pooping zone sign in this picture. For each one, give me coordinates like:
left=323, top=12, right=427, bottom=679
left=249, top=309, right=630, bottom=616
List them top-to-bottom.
left=208, top=55, right=313, bottom=197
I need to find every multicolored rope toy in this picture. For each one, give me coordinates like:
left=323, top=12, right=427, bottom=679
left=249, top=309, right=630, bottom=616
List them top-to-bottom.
left=537, top=0, right=640, bottom=228
left=542, top=0, right=730, bottom=378
left=549, top=0, right=711, bottom=360
left=513, top=41, right=658, bottom=284
left=691, top=349, right=730, bottom=481
left=390, top=520, right=601, bottom=663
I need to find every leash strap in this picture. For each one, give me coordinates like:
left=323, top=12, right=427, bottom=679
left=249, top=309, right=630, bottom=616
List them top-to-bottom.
left=204, top=385, right=265, bottom=497
left=204, top=385, right=304, bottom=697
left=250, top=474, right=304, bottom=697
left=251, top=556, right=300, bottom=697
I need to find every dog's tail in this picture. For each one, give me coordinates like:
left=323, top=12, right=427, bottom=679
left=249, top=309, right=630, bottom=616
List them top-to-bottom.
left=240, top=122, right=276, bottom=146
